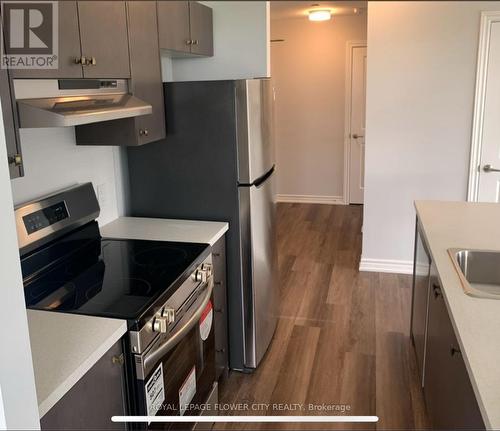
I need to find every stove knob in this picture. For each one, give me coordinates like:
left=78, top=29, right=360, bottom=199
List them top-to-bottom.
left=202, top=263, right=212, bottom=274
left=194, top=269, right=208, bottom=283
left=161, top=307, right=176, bottom=324
left=152, top=316, right=168, bottom=333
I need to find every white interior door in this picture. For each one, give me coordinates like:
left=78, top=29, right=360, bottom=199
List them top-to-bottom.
left=476, top=21, right=500, bottom=202
left=349, top=46, right=367, bottom=204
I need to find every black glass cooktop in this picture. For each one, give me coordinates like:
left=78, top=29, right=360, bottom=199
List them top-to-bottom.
left=21, top=222, right=209, bottom=325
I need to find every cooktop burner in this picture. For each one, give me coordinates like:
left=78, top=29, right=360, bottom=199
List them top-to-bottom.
left=21, top=222, right=209, bottom=324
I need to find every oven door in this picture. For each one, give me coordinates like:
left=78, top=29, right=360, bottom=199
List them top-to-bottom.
left=134, top=276, right=216, bottom=430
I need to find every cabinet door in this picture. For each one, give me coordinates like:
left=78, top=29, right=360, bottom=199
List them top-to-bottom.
left=11, top=1, right=83, bottom=79
left=77, top=1, right=130, bottom=78
left=127, top=1, right=165, bottom=145
left=157, top=1, right=191, bottom=53
left=189, top=2, right=213, bottom=56
left=0, top=67, right=23, bottom=178
left=410, top=221, right=431, bottom=387
left=212, top=237, right=229, bottom=381
left=424, top=274, right=484, bottom=429
left=40, top=340, right=126, bottom=430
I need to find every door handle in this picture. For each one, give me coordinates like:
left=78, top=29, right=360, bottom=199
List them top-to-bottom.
left=352, top=134, right=364, bottom=139
left=483, top=164, right=500, bottom=173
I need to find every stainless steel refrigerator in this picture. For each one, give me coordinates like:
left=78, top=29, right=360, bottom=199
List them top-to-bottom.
left=127, top=78, right=278, bottom=371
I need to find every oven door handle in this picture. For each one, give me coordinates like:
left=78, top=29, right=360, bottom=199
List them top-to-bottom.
left=143, top=275, right=214, bottom=374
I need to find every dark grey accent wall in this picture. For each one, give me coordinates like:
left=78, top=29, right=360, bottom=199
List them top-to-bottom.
left=127, top=81, right=246, bottom=369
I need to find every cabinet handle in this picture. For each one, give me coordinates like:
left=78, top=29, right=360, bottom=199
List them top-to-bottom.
left=186, top=39, right=193, bottom=45
left=193, top=40, right=199, bottom=45
left=75, top=56, right=85, bottom=65
left=89, top=56, right=96, bottom=66
left=139, top=129, right=149, bottom=137
left=8, top=154, right=22, bottom=167
left=213, top=253, right=221, bottom=257
left=214, top=281, right=222, bottom=286
left=432, top=283, right=442, bottom=299
left=214, top=308, right=223, bottom=313
left=450, top=345, right=461, bottom=357
left=216, top=349, right=225, bottom=353
left=112, top=353, right=124, bottom=365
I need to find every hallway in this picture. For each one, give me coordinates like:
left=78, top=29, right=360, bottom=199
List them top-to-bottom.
left=218, top=203, right=429, bottom=429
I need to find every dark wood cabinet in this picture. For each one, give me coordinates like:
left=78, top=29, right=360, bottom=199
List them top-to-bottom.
left=11, top=1, right=83, bottom=79
left=11, top=1, right=130, bottom=80
left=75, top=1, right=165, bottom=146
left=77, top=1, right=131, bottom=79
left=126, top=1, right=165, bottom=145
left=157, top=1, right=213, bottom=57
left=157, top=1, right=191, bottom=53
left=189, top=2, right=213, bottom=57
left=0, top=67, right=23, bottom=178
left=412, top=220, right=485, bottom=430
left=410, top=221, right=431, bottom=387
left=212, top=236, right=229, bottom=382
left=424, top=272, right=484, bottom=429
left=40, top=340, right=127, bottom=430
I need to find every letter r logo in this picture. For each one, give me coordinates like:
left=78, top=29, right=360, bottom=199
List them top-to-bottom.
left=3, top=2, right=53, bottom=54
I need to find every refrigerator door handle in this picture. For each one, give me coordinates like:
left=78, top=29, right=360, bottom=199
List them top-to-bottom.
left=238, top=165, right=275, bottom=188
left=253, top=165, right=275, bottom=188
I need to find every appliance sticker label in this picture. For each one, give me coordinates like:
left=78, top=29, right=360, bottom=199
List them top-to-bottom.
left=199, top=300, right=213, bottom=341
left=145, top=363, right=165, bottom=418
left=179, top=366, right=196, bottom=416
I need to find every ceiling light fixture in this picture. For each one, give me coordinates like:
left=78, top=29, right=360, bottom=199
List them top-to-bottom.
left=308, top=9, right=332, bottom=21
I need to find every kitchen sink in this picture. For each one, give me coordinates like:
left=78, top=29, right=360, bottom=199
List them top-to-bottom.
left=449, top=249, right=500, bottom=299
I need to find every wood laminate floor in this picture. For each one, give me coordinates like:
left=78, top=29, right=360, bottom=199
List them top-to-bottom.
left=216, top=203, right=430, bottom=430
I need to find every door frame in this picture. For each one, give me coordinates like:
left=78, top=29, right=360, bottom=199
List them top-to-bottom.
left=468, top=11, right=500, bottom=201
left=344, top=40, right=367, bottom=205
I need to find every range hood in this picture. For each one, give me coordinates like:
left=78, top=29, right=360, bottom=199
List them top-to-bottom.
left=14, top=79, right=152, bottom=128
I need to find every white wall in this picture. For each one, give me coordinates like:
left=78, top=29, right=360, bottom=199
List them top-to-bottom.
left=169, top=1, right=270, bottom=81
left=361, top=1, right=500, bottom=273
left=271, top=14, right=367, bottom=203
left=0, top=105, right=40, bottom=430
left=10, top=128, right=128, bottom=226
left=0, top=386, right=6, bottom=429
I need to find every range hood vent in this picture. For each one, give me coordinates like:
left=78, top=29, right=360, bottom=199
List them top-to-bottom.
left=14, top=79, right=152, bottom=128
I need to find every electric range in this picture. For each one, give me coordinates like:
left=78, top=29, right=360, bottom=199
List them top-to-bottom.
left=16, top=183, right=218, bottom=429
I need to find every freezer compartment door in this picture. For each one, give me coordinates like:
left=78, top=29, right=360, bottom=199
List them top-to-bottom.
left=236, top=79, right=275, bottom=184
left=240, top=171, right=278, bottom=369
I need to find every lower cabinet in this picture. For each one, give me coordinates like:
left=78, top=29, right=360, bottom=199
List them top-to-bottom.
left=412, top=219, right=484, bottom=430
left=410, top=221, right=431, bottom=387
left=212, top=236, right=229, bottom=382
left=423, top=272, right=484, bottom=429
left=40, top=340, right=127, bottom=430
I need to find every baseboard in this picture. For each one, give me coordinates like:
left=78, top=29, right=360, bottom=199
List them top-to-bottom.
left=275, top=194, right=345, bottom=205
left=359, top=258, right=413, bottom=275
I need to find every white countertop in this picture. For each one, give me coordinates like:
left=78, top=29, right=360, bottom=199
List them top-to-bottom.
left=415, top=201, right=500, bottom=430
left=28, top=217, right=227, bottom=419
left=100, top=217, right=229, bottom=246
left=27, top=310, right=127, bottom=418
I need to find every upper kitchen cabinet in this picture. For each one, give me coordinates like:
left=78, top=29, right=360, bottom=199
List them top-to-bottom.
left=126, top=0, right=165, bottom=144
left=10, top=1, right=83, bottom=79
left=11, top=1, right=130, bottom=79
left=75, top=1, right=164, bottom=146
left=157, top=1, right=213, bottom=57
left=157, top=1, right=191, bottom=53
left=77, top=2, right=131, bottom=78
left=189, top=2, right=213, bottom=56
left=1, top=67, right=23, bottom=178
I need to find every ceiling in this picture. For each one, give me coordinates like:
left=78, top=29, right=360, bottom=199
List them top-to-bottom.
left=270, top=1, right=367, bottom=20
